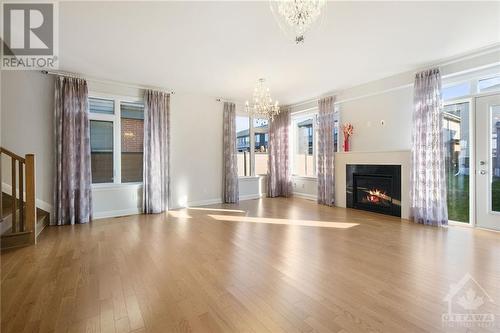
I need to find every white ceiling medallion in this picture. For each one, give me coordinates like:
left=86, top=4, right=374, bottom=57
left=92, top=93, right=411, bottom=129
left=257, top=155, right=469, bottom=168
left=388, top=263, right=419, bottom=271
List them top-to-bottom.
left=270, top=0, right=327, bottom=44
left=245, top=78, right=280, bottom=120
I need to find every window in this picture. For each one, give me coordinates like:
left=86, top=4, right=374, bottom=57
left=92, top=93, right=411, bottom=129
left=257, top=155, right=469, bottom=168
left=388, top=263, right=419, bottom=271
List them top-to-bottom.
left=478, top=75, right=500, bottom=93
left=442, top=82, right=471, bottom=101
left=89, top=96, right=144, bottom=184
left=89, top=97, right=114, bottom=115
left=443, top=101, right=471, bottom=223
left=121, top=102, right=144, bottom=183
left=291, top=109, right=340, bottom=177
left=333, top=112, right=340, bottom=153
left=235, top=115, right=270, bottom=176
left=236, top=115, right=250, bottom=176
left=293, top=115, right=315, bottom=176
left=253, top=118, right=269, bottom=175
left=90, top=120, right=114, bottom=183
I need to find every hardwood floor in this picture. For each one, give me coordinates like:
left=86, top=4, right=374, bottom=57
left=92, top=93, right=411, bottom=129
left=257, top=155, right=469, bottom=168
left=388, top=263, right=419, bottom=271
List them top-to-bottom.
left=2, top=197, right=500, bottom=333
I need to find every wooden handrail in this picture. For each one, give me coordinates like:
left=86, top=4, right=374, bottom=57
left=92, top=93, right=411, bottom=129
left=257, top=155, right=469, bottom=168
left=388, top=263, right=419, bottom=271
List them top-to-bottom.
left=0, top=147, right=25, bottom=163
left=0, top=148, right=36, bottom=244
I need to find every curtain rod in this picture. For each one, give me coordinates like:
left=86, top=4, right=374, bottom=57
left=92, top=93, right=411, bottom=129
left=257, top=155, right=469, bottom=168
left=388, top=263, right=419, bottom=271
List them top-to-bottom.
left=41, top=70, right=175, bottom=95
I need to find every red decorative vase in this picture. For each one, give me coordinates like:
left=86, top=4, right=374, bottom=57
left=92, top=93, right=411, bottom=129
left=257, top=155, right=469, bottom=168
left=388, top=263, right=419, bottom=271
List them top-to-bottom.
left=344, top=137, right=350, bottom=152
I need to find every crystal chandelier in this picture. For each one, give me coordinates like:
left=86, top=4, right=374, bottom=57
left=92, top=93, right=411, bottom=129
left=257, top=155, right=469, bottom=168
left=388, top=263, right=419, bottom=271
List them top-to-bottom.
left=270, top=0, right=327, bottom=44
left=245, top=78, right=280, bottom=120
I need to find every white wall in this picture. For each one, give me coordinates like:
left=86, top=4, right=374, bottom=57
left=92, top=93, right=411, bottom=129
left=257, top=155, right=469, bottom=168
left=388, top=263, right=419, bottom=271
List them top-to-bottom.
left=1, top=71, right=263, bottom=219
left=1, top=71, right=54, bottom=212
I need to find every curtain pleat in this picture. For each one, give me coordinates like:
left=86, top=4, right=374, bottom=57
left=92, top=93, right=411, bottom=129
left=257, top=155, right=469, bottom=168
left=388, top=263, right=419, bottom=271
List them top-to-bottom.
left=410, top=68, right=448, bottom=226
left=53, top=76, right=92, bottom=225
left=143, top=90, right=170, bottom=213
left=317, top=96, right=336, bottom=206
left=223, top=102, right=239, bottom=203
left=267, top=108, right=292, bottom=197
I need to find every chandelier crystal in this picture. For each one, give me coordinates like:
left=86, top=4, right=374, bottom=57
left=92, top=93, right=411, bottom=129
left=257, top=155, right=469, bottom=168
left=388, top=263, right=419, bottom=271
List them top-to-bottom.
left=270, top=0, right=326, bottom=44
left=245, top=78, right=280, bottom=120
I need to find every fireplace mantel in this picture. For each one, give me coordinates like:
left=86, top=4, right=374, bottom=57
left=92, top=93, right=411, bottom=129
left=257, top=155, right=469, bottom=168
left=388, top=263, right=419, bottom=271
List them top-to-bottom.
left=334, top=150, right=411, bottom=219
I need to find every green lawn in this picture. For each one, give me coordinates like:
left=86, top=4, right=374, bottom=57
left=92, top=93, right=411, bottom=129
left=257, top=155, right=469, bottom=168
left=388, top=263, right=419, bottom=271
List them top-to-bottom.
left=447, top=173, right=469, bottom=223
left=447, top=174, right=500, bottom=223
left=493, top=176, right=500, bottom=212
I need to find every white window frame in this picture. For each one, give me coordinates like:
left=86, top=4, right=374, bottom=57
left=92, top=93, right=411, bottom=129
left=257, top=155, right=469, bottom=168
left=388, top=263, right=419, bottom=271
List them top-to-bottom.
left=89, top=92, right=144, bottom=186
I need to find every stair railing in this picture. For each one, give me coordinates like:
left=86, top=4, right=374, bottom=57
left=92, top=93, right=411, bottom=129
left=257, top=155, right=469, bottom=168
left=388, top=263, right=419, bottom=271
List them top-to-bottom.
left=0, top=147, right=36, bottom=243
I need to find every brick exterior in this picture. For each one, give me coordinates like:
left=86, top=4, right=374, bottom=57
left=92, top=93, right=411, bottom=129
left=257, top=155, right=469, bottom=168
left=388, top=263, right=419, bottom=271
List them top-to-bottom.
left=121, top=118, right=144, bottom=152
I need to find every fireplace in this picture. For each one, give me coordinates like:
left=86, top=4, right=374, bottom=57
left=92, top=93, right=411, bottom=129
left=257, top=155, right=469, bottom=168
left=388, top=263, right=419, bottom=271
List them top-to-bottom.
left=346, top=164, right=401, bottom=217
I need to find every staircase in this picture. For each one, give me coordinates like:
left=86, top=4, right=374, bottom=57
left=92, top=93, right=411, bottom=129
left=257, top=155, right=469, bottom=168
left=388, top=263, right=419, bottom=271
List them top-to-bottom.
left=0, top=148, right=47, bottom=250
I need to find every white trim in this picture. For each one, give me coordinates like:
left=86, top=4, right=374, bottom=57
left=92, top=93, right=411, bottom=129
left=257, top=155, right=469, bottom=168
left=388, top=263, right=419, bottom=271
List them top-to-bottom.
left=238, top=176, right=260, bottom=182
left=2, top=182, right=53, bottom=214
left=92, top=182, right=143, bottom=191
left=293, top=192, right=317, bottom=201
left=240, top=193, right=265, bottom=201
left=93, top=207, right=142, bottom=220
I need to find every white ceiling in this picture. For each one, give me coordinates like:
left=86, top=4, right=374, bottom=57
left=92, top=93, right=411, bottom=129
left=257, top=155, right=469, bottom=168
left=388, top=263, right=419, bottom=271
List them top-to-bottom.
left=59, top=1, right=500, bottom=104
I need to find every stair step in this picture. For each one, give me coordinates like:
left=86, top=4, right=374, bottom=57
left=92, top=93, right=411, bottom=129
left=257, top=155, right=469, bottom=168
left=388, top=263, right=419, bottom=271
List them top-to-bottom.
left=1, top=230, right=34, bottom=250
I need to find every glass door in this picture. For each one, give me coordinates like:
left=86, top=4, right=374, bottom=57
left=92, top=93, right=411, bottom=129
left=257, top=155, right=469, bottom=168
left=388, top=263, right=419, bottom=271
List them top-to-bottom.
left=475, top=94, right=500, bottom=230
left=443, top=101, right=471, bottom=223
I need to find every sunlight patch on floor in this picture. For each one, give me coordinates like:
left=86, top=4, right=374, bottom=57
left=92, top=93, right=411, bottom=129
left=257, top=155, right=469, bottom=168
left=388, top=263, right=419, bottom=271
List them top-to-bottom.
left=187, top=207, right=246, bottom=213
left=168, top=211, right=192, bottom=219
left=207, top=215, right=359, bottom=229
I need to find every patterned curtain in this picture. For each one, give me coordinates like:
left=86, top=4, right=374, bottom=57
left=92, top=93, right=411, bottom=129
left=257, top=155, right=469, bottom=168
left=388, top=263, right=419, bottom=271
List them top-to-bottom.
left=410, top=68, right=448, bottom=226
left=53, top=76, right=92, bottom=225
left=143, top=90, right=170, bottom=213
left=317, top=96, right=336, bottom=206
left=223, top=102, right=239, bottom=203
left=267, top=107, right=292, bottom=197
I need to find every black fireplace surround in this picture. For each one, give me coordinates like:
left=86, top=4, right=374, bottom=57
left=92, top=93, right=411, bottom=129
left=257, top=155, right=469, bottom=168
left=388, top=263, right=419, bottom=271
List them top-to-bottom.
left=346, top=164, right=401, bottom=217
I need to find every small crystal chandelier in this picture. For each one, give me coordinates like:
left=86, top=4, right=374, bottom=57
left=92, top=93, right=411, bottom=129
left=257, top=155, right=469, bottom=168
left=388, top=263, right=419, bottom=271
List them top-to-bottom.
left=270, top=0, right=327, bottom=44
left=245, top=78, right=280, bottom=120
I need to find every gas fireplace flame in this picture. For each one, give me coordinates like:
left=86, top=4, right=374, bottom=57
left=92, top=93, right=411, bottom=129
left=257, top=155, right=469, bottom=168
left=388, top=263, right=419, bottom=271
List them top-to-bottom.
left=366, top=189, right=387, bottom=203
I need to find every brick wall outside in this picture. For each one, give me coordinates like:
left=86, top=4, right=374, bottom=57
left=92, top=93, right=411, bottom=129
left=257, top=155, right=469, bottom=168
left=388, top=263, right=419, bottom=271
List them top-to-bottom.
left=121, top=118, right=144, bottom=152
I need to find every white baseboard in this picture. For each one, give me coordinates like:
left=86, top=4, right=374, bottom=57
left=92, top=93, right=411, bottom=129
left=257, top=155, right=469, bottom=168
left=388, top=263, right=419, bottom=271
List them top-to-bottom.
left=2, top=182, right=53, bottom=214
left=293, top=192, right=317, bottom=201
left=240, top=193, right=265, bottom=201
left=93, top=207, right=142, bottom=220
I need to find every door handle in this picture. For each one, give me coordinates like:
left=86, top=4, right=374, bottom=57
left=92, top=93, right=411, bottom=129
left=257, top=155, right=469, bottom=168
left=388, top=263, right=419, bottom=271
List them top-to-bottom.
left=480, top=160, right=486, bottom=166
left=480, top=170, right=486, bottom=175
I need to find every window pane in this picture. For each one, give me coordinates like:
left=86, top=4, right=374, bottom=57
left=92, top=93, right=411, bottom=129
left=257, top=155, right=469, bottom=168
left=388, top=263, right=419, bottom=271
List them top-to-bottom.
left=478, top=75, right=500, bottom=93
left=442, top=82, right=471, bottom=101
left=89, top=97, right=114, bottom=114
left=121, top=102, right=144, bottom=183
left=443, top=102, right=470, bottom=222
left=491, top=106, right=500, bottom=212
left=236, top=116, right=250, bottom=176
left=294, top=117, right=314, bottom=176
left=334, top=117, right=339, bottom=153
left=254, top=118, right=269, bottom=175
left=90, top=120, right=114, bottom=183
